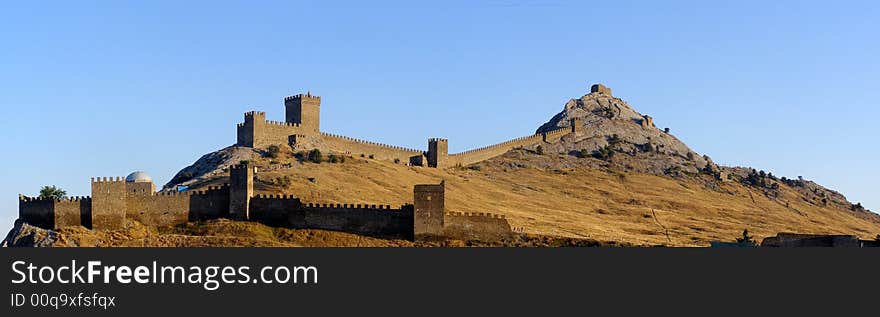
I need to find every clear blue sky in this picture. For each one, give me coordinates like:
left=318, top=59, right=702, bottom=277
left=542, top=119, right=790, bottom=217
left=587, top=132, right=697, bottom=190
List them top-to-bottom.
left=1, top=1, right=878, bottom=232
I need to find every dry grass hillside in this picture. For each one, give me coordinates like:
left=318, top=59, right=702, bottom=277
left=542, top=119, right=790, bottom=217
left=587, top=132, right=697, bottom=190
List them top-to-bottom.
left=180, top=146, right=880, bottom=247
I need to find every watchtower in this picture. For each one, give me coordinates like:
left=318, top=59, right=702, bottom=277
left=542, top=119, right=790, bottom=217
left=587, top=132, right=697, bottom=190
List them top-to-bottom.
left=590, top=83, right=612, bottom=96
left=284, top=92, right=321, bottom=134
left=426, top=138, right=448, bottom=168
left=229, top=162, right=254, bottom=220
left=90, top=177, right=127, bottom=230
left=413, top=181, right=445, bottom=236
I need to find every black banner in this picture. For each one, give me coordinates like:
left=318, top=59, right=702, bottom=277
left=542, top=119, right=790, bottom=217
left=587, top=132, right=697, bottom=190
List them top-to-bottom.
left=2, top=248, right=878, bottom=316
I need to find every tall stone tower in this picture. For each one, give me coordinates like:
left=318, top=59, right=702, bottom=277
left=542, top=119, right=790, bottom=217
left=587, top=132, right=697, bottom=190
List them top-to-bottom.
left=284, top=92, right=321, bottom=134
left=427, top=138, right=448, bottom=168
left=229, top=162, right=254, bottom=221
left=90, top=177, right=127, bottom=230
left=413, top=181, right=445, bottom=236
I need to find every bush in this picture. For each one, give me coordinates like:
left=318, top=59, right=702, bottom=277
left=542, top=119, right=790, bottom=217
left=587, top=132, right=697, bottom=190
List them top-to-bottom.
left=664, top=127, right=670, bottom=134
left=607, top=134, right=621, bottom=146
left=266, top=145, right=281, bottom=158
left=536, top=145, right=544, bottom=155
left=593, top=145, right=615, bottom=160
left=307, top=149, right=322, bottom=163
left=578, top=149, right=590, bottom=158
left=686, top=152, right=695, bottom=161
left=328, top=154, right=339, bottom=163
left=369, top=154, right=375, bottom=159
left=394, top=158, right=400, bottom=164
left=467, top=165, right=481, bottom=171
left=274, top=176, right=292, bottom=187
left=39, top=185, right=67, bottom=200
left=735, top=229, right=757, bottom=246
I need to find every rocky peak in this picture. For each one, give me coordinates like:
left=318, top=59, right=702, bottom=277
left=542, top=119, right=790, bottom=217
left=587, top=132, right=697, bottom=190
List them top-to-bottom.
left=535, top=84, right=709, bottom=173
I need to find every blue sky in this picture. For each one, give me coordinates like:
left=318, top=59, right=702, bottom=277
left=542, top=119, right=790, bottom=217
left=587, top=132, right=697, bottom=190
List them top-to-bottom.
left=1, top=1, right=878, bottom=232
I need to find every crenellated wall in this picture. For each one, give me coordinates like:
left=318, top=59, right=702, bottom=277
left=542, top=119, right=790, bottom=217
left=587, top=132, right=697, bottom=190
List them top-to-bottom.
left=236, top=91, right=580, bottom=168
left=446, top=126, right=570, bottom=167
left=320, top=132, right=422, bottom=162
left=443, top=212, right=512, bottom=240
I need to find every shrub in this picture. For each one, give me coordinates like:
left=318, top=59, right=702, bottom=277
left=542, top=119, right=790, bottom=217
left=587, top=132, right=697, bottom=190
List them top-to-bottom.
left=663, top=127, right=670, bottom=134
left=607, top=134, right=621, bottom=146
left=266, top=145, right=281, bottom=158
left=536, top=145, right=544, bottom=155
left=593, top=145, right=615, bottom=160
left=307, top=149, right=322, bottom=163
left=578, top=149, right=590, bottom=158
left=686, top=152, right=695, bottom=161
left=329, top=154, right=339, bottom=163
left=369, top=154, right=375, bottom=159
left=394, top=158, right=400, bottom=164
left=467, top=165, right=481, bottom=171
left=274, top=176, right=292, bottom=187
left=39, top=185, right=67, bottom=200
left=735, top=229, right=757, bottom=246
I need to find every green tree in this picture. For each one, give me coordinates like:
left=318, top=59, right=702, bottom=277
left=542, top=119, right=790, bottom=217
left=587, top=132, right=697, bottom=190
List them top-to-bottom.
left=308, top=149, right=323, bottom=163
left=39, top=185, right=67, bottom=200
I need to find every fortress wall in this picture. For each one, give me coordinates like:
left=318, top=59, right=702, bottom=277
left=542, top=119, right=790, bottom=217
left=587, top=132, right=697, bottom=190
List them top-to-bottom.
left=237, top=111, right=302, bottom=148
left=258, top=121, right=301, bottom=147
left=448, top=127, right=571, bottom=166
left=543, top=127, right=571, bottom=143
left=320, top=132, right=422, bottom=162
left=449, top=133, right=545, bottom=167
left=189, top=186, right=231, bottom=221
left=126, top=191, right=190, bottom=227
left=250, top=194, right=302, bottom=227
left=18, top=196, right=55, bottom=229
left=19, top=196, right=91, bottom=229
left=54, top=197, right=90, bottom=229
left=300, top=203, right=414, bottom=239
left=443, top=212, right=512, bottom=240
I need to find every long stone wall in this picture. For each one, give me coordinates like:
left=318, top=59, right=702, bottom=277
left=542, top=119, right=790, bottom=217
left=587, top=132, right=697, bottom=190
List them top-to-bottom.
left=448, top=127, right=569, bottom=167
left=320, top=132, right=422, bottom=162
left=19, top=196, right=91, bottom=229
left=442, top=212, right=512, bottom=240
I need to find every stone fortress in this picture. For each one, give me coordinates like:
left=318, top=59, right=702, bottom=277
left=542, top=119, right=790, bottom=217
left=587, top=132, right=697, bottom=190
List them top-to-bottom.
left=15, top=84, right=616, bottom=241
left=17, top=84, right=616, bottom=240
left=236, top=87, right=591, bottom=168
left=19, top=165, right=512, bottom=241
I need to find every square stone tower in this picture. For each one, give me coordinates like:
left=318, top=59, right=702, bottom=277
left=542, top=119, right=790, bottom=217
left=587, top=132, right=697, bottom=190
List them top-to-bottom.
left=284, top=92, right=321, bottom=134
left=427, top=138, right=448, bottom=168
left=229, top=162, right=254, bottom=220
left=90, top=177, right=127, bottom=230
left=413, top=181, right=445, bottom=236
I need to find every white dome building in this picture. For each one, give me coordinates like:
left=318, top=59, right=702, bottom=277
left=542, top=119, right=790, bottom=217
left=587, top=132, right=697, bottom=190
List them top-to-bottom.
left=125, top=171, right=156, bottom=193
left=126, top=171, right=153, bottom=183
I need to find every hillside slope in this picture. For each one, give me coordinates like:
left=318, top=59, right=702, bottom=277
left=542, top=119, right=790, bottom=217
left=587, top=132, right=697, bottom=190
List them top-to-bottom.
left=158, top=87, right=879, bottom=247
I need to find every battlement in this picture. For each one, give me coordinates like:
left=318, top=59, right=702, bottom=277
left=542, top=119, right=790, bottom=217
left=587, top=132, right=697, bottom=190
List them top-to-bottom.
left=284, top=92, right=321, bottom=101
left=266, top=120, right=301, bottom=127
left=321, top=132, right=421, bottom=152
left=428, top=138, right=448, bottom=142
left=91, top=176, right=125, bottom=183
left=18, top=195, right=93, bottom=203
left=304, top=202, right=399, bottom=210
left=446, top=211, right=506, bottom=219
